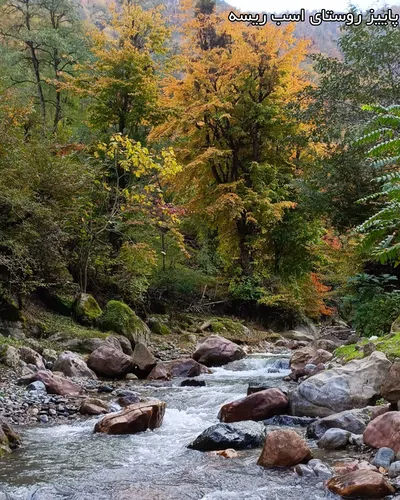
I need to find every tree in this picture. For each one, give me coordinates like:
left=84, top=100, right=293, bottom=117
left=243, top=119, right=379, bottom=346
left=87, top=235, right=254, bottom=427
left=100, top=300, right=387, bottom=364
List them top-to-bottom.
left=0, top=0, right=87, bottom=134
left=65, top=1, right=170, bottom=140
left=154, top=1, right=311, bottom=284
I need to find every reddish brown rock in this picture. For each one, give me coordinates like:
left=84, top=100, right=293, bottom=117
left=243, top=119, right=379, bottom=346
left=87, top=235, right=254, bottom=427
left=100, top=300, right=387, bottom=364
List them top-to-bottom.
left=193, top=335, right=245, bottom=367
left=132, top=343, right=157, bottom=378
left=87, top=344, right=134, bottom=379
left=289, top=346, right=316, bottom=371
left=18, top=347, right=45, bottom=370
left=309, top=349, right=333, bottom=366
left=53, top=351, right=97, bottom=379
left=167, top=358, right=209, bottom=378
left=381, top=362, right=400, bottom=403
left=147, top=363, right=171, bottom=381
left=34, top=370, right=82, bottom=396
left=218, top=388, right=288, bottom=423
left=80, top=398, right=109, bottom=415
left=94, top=400, right=166, bottom=435
left=363, top=412, right=400, bottom=452
left=257, top=430, right=312, bottom=467
left=327, top=470, right=395, bottom=498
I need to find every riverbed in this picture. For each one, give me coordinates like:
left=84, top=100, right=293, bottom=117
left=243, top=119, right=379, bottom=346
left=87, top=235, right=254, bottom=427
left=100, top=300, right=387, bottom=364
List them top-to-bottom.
left=0, top=354, right=338, bottom=499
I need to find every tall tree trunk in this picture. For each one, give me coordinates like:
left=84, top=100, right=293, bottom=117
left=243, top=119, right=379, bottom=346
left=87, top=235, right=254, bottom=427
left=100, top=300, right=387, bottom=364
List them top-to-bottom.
left=27, top=41, right=46, bottom=131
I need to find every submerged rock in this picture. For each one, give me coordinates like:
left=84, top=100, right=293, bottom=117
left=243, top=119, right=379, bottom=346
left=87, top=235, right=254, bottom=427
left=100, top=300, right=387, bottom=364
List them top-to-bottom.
left=192, top=335, right=245, bottom=367
left=181, top=379, right=206, bottom=387
left=218, top=388, right=288, bottom=423
left=94, top=400, right=166, bottom=435
left=189, top=421, right=266, bottom=451
left=257, top=429, right=312, bottom=468
left=327, top=470, right=395, bottom=498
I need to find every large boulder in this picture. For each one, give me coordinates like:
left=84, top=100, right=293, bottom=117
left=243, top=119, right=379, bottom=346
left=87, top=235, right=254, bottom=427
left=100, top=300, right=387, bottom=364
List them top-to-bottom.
left=74, top=293, right=102, bottom=325
left=98, top=301, right=150, bottom=346
left=192, top=335, right=245, bottom=367
left=132, top=343, right=157, bottom=378
left=88, top=344, right=134, bottom=379
left=18, top=347, right=45, bottom=370
left=53, top=351, right=97, bottom=379
left=290, top=352, right=392, bottom=417
left=167, top=358, right=209, bottom=378
left=381, top=362, right=400, bottom=403
left=33, top=370, right=82, bottom=396
left=218, top=388, right=288, bottom=423
left=94, top=400, right=166, bottom=435
left=306, top=407, right=385, bottom=440
left=364, top=412, right=400, bottom=452
left=0, top=418, right=21, bottom=456
left=189, top=421, right=266, bottom=451
left=257, top=429, right=312, bottom=467
left=327, top=470, right=395, bottom=498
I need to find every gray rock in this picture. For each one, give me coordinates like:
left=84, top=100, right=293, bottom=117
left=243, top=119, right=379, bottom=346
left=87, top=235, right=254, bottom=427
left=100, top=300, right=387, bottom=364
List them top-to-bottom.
left=0, top=346, right=21, bottom=370
left=53, top=351, right=97, bottom=379
left=290, top=352, right=392, bottom=417
left=304, top=363, right=317, bottom=371
left=26, top=381, right=47, bottom=393
left=306, top=407, right=375, bottom=439
left=39, top=414, right=49, bottom=424
left=188, top=421, right=266, bottom=451
left=318, top=428, right=351, bottom=450
left=349, top=434, right=364, bottom=448
left=372, top=447, right=395, bottom=469
left=308, top=459, right=333, bottom=479
left=389, top=461, right=400, bottom=478
left=295, top=464, right=316, bottom=477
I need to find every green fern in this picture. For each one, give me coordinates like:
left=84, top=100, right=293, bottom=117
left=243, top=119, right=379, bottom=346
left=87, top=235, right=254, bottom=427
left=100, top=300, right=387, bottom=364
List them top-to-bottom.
left=356, top=105, right=400, bottom=265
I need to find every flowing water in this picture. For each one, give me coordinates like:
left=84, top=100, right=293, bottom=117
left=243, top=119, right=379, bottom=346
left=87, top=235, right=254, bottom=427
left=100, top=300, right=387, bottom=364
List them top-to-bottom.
left=0, top=354, right=338, bottom=500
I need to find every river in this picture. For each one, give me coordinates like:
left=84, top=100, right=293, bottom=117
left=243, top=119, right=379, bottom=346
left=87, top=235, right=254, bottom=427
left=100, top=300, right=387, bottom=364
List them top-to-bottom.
left=0, top=354, right=338, bottom=499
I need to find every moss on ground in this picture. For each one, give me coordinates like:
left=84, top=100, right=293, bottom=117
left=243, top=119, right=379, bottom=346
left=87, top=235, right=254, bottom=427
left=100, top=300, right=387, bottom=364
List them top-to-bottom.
left=335, top=332, right=400, bottom=362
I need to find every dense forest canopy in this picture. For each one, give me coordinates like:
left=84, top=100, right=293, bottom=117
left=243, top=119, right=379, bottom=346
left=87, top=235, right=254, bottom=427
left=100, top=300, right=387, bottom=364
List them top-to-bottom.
left=1, top=0, right=400, bottom=336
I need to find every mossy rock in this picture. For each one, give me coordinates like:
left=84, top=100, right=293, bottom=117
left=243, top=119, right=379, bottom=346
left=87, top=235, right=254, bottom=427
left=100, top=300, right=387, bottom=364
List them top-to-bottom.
left=74, top=294, right=102, bottom=325
left=98, top=300, right=150, bottom=346
left=205, top=317, right=251, bottom=342
left=148, top=318, right=171, bottom=336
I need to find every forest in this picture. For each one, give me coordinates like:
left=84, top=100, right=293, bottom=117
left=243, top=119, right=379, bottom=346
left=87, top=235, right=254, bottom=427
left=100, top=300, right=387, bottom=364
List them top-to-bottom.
left=1, top=0, right=400, bottom=338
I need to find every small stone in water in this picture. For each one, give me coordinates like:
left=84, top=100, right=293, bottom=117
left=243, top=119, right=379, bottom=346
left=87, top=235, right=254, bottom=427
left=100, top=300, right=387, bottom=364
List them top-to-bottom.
left=98, top=385, right=114, bottom=394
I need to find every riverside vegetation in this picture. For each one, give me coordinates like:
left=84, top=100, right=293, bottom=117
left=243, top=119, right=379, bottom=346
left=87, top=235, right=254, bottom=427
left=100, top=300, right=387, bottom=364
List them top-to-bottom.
left=1, top=0, right=400, bottom=498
